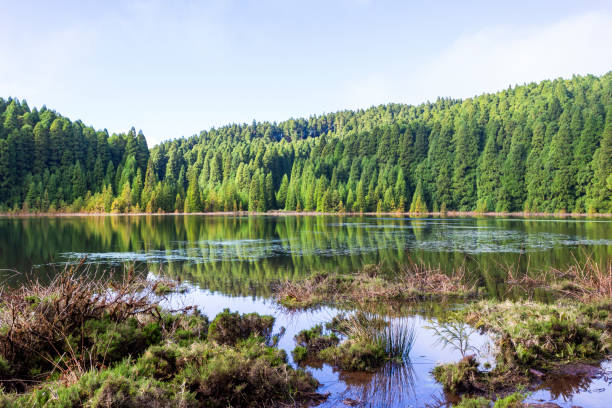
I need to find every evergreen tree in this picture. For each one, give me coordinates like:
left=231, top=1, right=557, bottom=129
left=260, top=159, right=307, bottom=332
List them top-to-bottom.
left=587, top=106, right=612, bottom=212
left=547, top=111, right=574, bottom=211
left=452, top=118, right=478, bottom=210
left=71, top=161, right=87, bottom=202
left=276, top=174, right=289, bottom=209
left=184, top=175, right=202, bottom=212
left=409, top=179, right=428, bottom=213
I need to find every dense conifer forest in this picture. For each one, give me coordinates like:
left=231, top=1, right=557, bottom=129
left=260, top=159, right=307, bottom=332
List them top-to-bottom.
left=1, top=73, right=611, bottom=214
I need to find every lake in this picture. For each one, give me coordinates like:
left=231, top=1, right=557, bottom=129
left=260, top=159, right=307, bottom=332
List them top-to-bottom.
left=1, top=214, right=611, bottom=407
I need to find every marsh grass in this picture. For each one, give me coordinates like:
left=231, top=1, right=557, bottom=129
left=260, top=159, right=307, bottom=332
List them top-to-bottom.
left=503, top=256, right=611, bottom=302
left=550, top=257, right=612, bottom=302
left=0, top=259, right=198, bottom=389
left=0, top=261, right=323, bottom=407
left=276, top=261, right=475, bottom=309
left=294, top=312, right=417, bottom=372
left=336, top=312, right=417, bottom=361
left=374, top=318, right=417, bottom=361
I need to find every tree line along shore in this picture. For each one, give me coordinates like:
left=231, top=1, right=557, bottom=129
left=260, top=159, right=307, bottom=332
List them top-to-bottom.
left=0, top=73, right=611, bottom=216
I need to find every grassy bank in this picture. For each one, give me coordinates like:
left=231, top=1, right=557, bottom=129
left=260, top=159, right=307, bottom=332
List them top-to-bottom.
left=0, top=268, right=322, bottom=407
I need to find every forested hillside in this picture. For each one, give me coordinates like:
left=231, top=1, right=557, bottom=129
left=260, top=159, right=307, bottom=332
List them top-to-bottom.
left=1, top=73, right=611, bottom=214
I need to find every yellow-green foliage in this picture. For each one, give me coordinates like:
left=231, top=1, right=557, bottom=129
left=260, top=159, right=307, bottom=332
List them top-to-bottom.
left=454, top=392, right=525, bottom=408
left=492, top=392, right=525, bottom=408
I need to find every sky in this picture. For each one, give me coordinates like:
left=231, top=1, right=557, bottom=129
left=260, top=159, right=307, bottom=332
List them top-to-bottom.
left=2, top=0, right=612, bottom=146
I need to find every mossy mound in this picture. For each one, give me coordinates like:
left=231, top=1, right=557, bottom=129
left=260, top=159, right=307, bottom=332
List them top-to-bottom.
left=465, top=300, right=605, bottom=368
left=208, top=308, right=275, bottom=346
left=292, top=318, right=393, bottom=371
left=292, top=324, right=339, bottom=363
left=318, top=338, right=387, bottom=371
left=433, top=355, right=483, bottom=394
left=455, top=392, right=526, bottom=408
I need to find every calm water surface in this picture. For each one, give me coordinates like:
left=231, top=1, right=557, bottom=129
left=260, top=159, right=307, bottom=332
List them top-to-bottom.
left=0, top=215, right=611, bottom=407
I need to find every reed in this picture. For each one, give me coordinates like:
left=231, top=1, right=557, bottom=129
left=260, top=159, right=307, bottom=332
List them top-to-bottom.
left=339, top=312, right=416, bottom=361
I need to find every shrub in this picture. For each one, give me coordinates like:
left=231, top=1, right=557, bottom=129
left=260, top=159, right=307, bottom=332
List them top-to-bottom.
left=207, top=309, right=275, bottom=346
left=293, top=325, right=339, bottom=357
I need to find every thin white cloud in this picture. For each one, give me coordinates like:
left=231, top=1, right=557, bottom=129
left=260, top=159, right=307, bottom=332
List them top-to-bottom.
left=344, top=11, right=612, bottom=107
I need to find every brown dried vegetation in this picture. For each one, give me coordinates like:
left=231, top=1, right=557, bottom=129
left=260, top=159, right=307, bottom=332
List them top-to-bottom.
left=276, top=262, right=476, bottom=309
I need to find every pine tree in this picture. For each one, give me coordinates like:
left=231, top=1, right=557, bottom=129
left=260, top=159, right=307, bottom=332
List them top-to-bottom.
left=587, top=106, right=612, bottom=212
left=548, top=111, right=574, bottom=212
left=573, top=111, right=602, bottom=212
left=452, top=118, right=478, bottom=210
left=476, top=119, right=500, bottom=212
left=525, top=120, right=548, bottom=212
left=33, top=122, right=48, bottom=170
left=499, top=126, right=529, bottom=212
left=0, top=139, right=10, bottom=202
left=71, top=161, right=87, bottom=202
left=132, top=169, right=143, bottom=207
left=395, top=170, right=407, bottom=211
left=264, top=172, right=275, bottom=210
left=184, top=174, right=202, bottom=213
left=276, top=174, right=289, bottom=208
left=355, top=180, right=366, bottom=212
left=409, top=180, right=428, bottom=213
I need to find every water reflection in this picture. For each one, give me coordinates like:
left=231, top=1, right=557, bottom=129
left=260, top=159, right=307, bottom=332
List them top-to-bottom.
left=0, top=215, right=610, bottom=299
left=1, top=215, right=611, bottom=406
left=161, top=283, right=498, bottom=408
left=527, top=361, right=612, bottom=408
left=336, top=362, right=416, bottom=407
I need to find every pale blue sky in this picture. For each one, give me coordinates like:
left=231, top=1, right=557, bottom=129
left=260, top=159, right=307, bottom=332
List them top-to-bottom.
left=2, top=0, right=612, bottom=145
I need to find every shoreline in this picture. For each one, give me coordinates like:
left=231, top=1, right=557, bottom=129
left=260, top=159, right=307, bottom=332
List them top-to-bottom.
left=1, top=210, right=611, bottom=218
